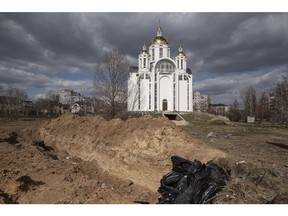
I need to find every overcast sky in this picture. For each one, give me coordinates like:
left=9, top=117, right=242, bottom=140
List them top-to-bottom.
left=0, top=12, right=288, bottom=105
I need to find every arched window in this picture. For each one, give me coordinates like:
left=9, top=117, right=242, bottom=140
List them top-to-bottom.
left=155, top=60, right=175, bottom=73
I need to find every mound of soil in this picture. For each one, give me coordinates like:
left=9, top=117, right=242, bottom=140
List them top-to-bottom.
left=34, top=114, right=226, bottom=191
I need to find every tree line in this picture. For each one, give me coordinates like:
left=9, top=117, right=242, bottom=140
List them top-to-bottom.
left=1, top=48, right=287, bottom=123
left=227, top=74, right=288, bottom=123
left=0, top=85, right=61, bottom=119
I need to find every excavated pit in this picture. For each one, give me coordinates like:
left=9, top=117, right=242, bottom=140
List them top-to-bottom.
left=33, top=113, right=226, bottom=191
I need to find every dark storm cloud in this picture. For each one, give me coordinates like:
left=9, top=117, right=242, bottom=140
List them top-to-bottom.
left=0, top=12, right=288, bottom=100
left=0, top=13, right=108, bottom=73
left=1, top=13, right=288, bottom=73
left=185, top=13, right=288, bottom=72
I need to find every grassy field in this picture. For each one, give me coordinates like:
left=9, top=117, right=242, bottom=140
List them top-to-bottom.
left=179, top=112, right=288, bottom=203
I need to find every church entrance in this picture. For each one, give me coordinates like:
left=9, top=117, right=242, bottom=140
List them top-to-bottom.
left=162, top=99, right=168, bottom=111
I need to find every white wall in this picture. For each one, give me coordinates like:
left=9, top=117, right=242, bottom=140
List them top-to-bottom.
left=159, top=76, right=172, bottom=111
left=178, top=80, right=188, bottom=111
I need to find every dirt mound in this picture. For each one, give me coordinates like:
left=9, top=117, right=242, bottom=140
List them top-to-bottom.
left=35, top=113, right=226, bottom=191
left=209, top=115, right=230, bottom=125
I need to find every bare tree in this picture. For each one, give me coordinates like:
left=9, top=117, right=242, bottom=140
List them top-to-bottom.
left=93, top=49, right=130, bottom=118
left=270, top=74, right=288, bottom=123
left=127, top=79, right=146, bottom=112
left=4, top=85, right=28, bottom=119
left=241, top=85, right=257, bottom=118
left=256, top=91, right=270, bottom=122
left=227, top=99, right=242, bottom=122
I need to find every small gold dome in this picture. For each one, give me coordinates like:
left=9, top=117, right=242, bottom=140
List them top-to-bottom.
left=151, top=36, right=169, bottom=45
left=140, top=42, right=149, bottom=54
left=177, top=43, right=186, bottom=56
left=140, top=50, right=149, bottom=55
left=177, top=51, right=186, bottom=56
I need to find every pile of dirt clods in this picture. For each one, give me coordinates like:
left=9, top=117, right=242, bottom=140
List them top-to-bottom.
left=34, top=113, right=226, bottom=192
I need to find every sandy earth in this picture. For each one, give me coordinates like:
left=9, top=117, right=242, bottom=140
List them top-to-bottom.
left=0, top=114, right=225, bottom=204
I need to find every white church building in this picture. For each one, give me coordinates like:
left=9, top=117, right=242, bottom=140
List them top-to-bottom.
left=127, top=26, right=193, bottom=112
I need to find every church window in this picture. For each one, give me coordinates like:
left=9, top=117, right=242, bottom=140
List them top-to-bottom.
left=159, top=48, right=163, bottom=58
left=152, top=49, right=155, bottom=61
left=143, top=58, right=146, bottom=68
left=181, top=59, right=183, bottom=69
left=155, top=60, right=175, bottom=73
left=140, top=74, right=144, bottom=79
left=179, top=75, right=183, bottom=80
left=184, top=75, right=188, bottom=81
left=138, top=80, right=141, bottom=109
left=187, top=82, right=189, bottom=110
left=149, top=83, right=151, bottom=110
left=154, top=83, right=157, bottom=110
left=173, top=83, right=176, bottom=110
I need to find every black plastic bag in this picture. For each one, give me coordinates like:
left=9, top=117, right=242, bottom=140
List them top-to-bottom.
left=157, top=156, right=228, bottom=204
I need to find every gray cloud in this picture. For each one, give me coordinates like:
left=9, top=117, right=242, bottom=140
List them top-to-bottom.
left=0, top=12, right=287, bottom=101
left=194, top=67, right=287, bottom=105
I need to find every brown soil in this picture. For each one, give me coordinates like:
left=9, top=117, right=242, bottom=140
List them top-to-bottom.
left=1, top=112, right=287, bottom=204
left=0, top=114, right=225, bottom=204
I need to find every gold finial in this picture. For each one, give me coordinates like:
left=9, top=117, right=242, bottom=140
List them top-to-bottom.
left=157, top=19, right=163, bottom=37
left=177, top=40, right=185, bottom=56
left=141, top=41, right=148, bottom=54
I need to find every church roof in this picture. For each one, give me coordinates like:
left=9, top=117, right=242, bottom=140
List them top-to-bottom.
left=151, top=26, right=169, bottom=45
left=151, top=36, right=169, bottom=45
left=140, top=42, right=149, bottom=54
left=177, top=43, right=186, bottom=56
left=130, top=66, right=138, bottom=73
left=186, top=68, right=192, bottom=74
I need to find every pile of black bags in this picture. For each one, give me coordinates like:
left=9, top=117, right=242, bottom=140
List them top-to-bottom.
left=157, top=156, right=228, bottom=204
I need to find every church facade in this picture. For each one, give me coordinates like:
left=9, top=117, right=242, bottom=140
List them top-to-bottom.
left=127, top=26, right=193, bottom=112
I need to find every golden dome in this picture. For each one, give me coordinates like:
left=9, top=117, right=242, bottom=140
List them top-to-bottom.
left=151, top=36, right=169, bottom=45
left=140, top=42, right=149, bottom=55
left=177, top=43, right=186, bottom=56
left=140, top=50, right=149, bottom=55
left=177, top=51, right=186, bottom=56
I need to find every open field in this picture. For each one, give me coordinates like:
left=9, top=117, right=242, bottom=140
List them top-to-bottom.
left=180, top=112, right=288, bottom=203
left=0, top=113, right=288, bottom=204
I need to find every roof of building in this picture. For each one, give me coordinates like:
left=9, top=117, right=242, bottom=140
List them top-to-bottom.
left=151, top=26, right=169, bottom=45
left=151, top=36, right=169, bottom=45
left=176, top=43, right=186, bottom=56
left=130, top=66, right=138, bottom=73
left=186, top=68, right=192, bottom=74
left=210, top=103, right=227, bottom=107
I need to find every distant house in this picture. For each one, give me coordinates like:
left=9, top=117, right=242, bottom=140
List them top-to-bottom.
left=59, top=89, right=85, bottom=106
left=193, top=91, right=210, bottom=112
left=21, top=100, right=34, bottom=116
left=71, top=101, right=86, bottom=114
left=209, top=103, right=230, bottom=116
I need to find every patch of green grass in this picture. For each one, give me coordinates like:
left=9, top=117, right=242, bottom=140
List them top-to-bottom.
left=179, top=113, right=286, bottom=139
left=0, top=117, right=49, bottom=127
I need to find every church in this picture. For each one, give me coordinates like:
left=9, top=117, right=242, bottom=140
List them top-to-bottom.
left=127, top=26, right=193, bottom=112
